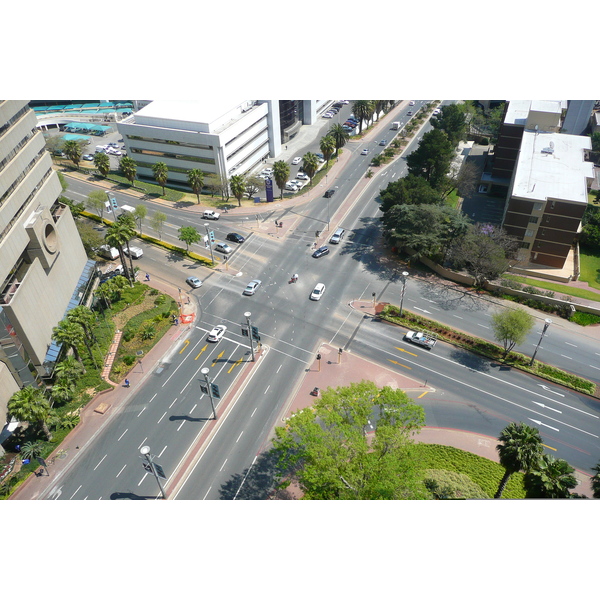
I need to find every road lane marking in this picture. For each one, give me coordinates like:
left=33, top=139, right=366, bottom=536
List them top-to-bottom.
left=413, top=307, right=432, bottom=314
left=452, top=315, right=463, bottom=319
left=477, top=324, right=490, bottom=329
left=179, top=340, right=190, bottom=353
left=565, top=342, right=577, bottom=347
left=195, top=345, right=208, bottom=360
left=395, top=346, right=417, bottom=357
left=212, top=350, right=224, bottom=366
left=560, top=354, right=572, bottom=360
left=228, top=357, right=243, bottom=373
left=388, top=359, right=411, bottom=369
left=276, top=364, right=283, bottom=374
left=589, top=365, right=600, bottom=371
left=264, top=385, right=270, bottom=394
left=418, top=391, right=429, bottom=398
left=149, top=393, right=157, bottom=403
left=169, top=397, right=178, bottom=408
left=533, top=401, right=562, bottom=413
left=190, top=403, right=197, bottom=413
left=137, top=406, right=146, bottom=417
left=251, top=407, right=258, bottom=418
left=157, top=411, right=167, bottom=424
left=529, top=418, right=559, bottom=432
left=177, top=421, right=185, bottom=431
left=118, top=429, right=128, bottom=441
left=236, top=431, right=243, bottom=443
left=138, top=437, right=147, bottom=449
left=542, top=443, right=558, bottom=451
left=158, top=446, right=167, bottom=458
left=94, top=455, right=107, bottom=470
left=233, top=455, right=258, bottom=500
left=219, top=459, right=227, bottom=472
left=116, top=464, right=126, bottom=478
left=138, top=473, right=148, bottom=486
left=69, top=485, right=82, bottom=499
left=203, top=487, right=212, bottom=500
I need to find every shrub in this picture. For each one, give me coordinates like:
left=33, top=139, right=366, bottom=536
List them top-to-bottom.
left=522, top=285, right=540, bottom=295
left=140, top=324, right=156, bottom=341
left=122, top=330, right=135, bottom=342
left=122, top=355, right=137, bottom=366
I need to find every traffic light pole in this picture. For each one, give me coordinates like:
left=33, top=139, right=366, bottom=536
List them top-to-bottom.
left=204, top=223, right=215, bottom=265
left=244, top=312, right=255, bottom=361
left=200, top=368, right=217, bottom=419
left=140, top=446, right=166, bottom=499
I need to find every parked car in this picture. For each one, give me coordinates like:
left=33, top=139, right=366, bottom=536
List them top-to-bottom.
left=340, top=100, right=349, bottom=104
left=433, top=108, right=441, bottom=115
left=322, top=112, right=333, bottom=118
left=107, top=142, right=120, bottom=148
left=107, top=147, right=122, bottom=156
left=361, top=148, right=369, bottom=155
left=82, top=154, right=94, bottom=161
left=291, top=156, right=302, bottom=165
left=296, top=172, right=309, bottom=180
left=289, top=179, right=304, bottom=188
left=285, top=182, right=299, bottom=192
left=226, top=232, right=245, bottom=244
left=214, top=243, right=232, bottom=254
left=123, top=246, right=143, bottom=258
left=312, top=246, right=330, bottom=258
left=186, top=276, right=202, bottom=288
left=243, top=279, right=261, bottom=295
left=310, top=283, right=326, bottom=301
left=207, top=324, right=227, bottom=342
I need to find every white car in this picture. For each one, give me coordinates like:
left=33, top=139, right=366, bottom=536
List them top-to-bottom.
left=340, top=100, right=349, bottom=104
left=409, top=100, right=415, bottom=106
left=433, top=108, right=441, bottom=115
left=322, top=112, right=333, bottom=118
left=107, top=147, right=122, bottom=156
left=361, top=149, right=369, bottom=155
left=291, top=157, right=302, bottom=165
left=261, top=168, right=274, bottom=176
left=296, top=172, right=309, bottom=180
left=289, top=179, right=304, bottom=189
left=285, top=182, right=299, bottom=192
left=214, top=243, right=232, bottom=254
left=186, top=276, right=202, bottom=288
left=243, top=279, right=261, bottom=296
left=310, top=283, right=326, bottom=301
left=207, top=324, right=227, bottom=342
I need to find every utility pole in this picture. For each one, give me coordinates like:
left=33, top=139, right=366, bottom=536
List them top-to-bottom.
left=204, top=223, right=215, bottom=265
left=399, top=271, right=409, bottom=317
left=244, top=312, right=255, bottom=361
left=530, top=318, right=552, bottom=366
left=200, top=368, right=217, bottom=419
left=140, top=446, right=166, bottom=499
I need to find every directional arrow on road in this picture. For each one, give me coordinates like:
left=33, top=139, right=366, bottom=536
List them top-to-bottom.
left=413, top=307, right=432, bottom=314
left=195, top=345, right=208, bottom=360
left=395, top=346, right=417, bottom=357
left=211, top=351, right=224, bottom=367
left=228, top=358, right=243, bottom=374
left=388, top=359, right=411, bottom=369
left=538, top=384, right=564, bottom=397
left=532, top=401, right=562, bottom=414
left=529, top=418, right=559, bottom=432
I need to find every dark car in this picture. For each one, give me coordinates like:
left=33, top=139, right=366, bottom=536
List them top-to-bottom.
left=347, top=118, right=359, bottom=124
left=344, top=121, right=356, bottom=128
left=324, top=189, right=335, bottom=198
left=226, top=232, right=245, bottom=244
left=312, top=246, right=330, bottom=258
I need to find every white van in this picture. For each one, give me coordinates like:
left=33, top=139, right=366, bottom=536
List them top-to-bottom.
left=95, top=145, right=107, bottom=154
left=121, top=205, right=135, bottom=215
left=330, top=228, right=345, bottom=244
left=98, top=245, right=119, bottom=260
left=124, top=246, right=143, bottom=258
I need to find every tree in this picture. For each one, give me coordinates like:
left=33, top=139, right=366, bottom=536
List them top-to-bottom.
left=351, top=101, right=374, bottom=134
left=431, top=103, right=467, bottom=147
left=328, top=123, right=350, bottom=156
left=406, top=128, right=454, bottom=188
left=592, top=131, right=600, bottom=152
left=45, top=135, right=65, bottom=156
left=319, top=135, right=336, bottom=165
left=63, top=139, right=82, bottom=167
left=93, top=152, right=110, bottom=177
left=301, top=152, right=319, bottom=181
left=119, top=156, right=137, bottom=185
left=273, top=160, right=290, bottom=199
left=152, top=162, right=169, bottom=195
left=187, top=169, right=204, bottom=203
left=230, top=174, right=246, bottom=207
left=379, top=174, right=443, bottom=213
left=244, top=175, right=263, bottom=201
left=86, top=190, right=107, bottom=219
left=59, top=196, right=85, bottom=219
left=381, top=203, right=469, bottom=262
left=133, top=204, right=147, bottom=234
left=150, top=210, right=167, bottom=240
left=105, top=218, right=136, bottom=285
left=75, top=221, right=104, bottom=258
left=447, top=223, right=518, bottom=285
left=178, top=226, right=201, bottom=252
left=67, top=305, right=97, bottom=344
left=490, top=307, right=534, bottom=358
left=52, top=319, right=86, bottom=367
left=54, top=355, right=84, bottom=382
left=49, top=379, right=76, bottom=406
left=271, top=381, right=427, bottom=499
left=7, top=386, right=53, bottom=441
left=495, top=422, right=544, bottom=498
left=19, top=440, right=46, bottom=460
left=524, top=454, right=578, bottom=498
left=591, top=461, right=600, bottom=498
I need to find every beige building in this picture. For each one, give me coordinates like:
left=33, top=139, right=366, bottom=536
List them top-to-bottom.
left=0, top=100, right=90, bottom=442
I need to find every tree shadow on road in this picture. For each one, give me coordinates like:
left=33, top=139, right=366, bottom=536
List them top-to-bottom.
left=448, top=347, right=491, bottom=373
left=109, top=491, right=161, bottom=500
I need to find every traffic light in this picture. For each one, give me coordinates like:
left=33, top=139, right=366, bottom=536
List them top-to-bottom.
left=209, top=230, right=215, bottom=243
left=251, top=325, right=260, bottom=341
left=241, top=326, right=249, bottom=337
left=317, top=353, right=322, bottom=361
left=211, top=382, right=220, bottom=399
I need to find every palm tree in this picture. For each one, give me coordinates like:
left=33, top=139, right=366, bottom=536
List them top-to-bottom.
left=352, top=101, right=374, bottom=134
left=328, top=123, right=350, bottom=156
left=320, top=135, right=336, bottom=165
left=63, top=140, right=82, bottom=167
left=93, top=152, right=110, bottom=177
left=301, top=152, right=319, bottom=181
left=119, top=156, right=137, bottom=185
left=273, top=160, right=290, bottom=199
left=152, top=162, right=169, bottom=195
left=187, top=169, right=205, bottom=204
left=230, top=174, right=246, bottom=207
left=105, top=218, right=136, bottom=285
left=67, top=305, right=97, bottom=343
left=52, top=319, right=86, bottom=367
left=54, top=355, right=84, bottom=382
left=50, top=380, right=76, bottom=407
left=7, top=386, right=53, bottom=440
left=495, top=422, right=544, bottom=498
left=19, top=440, right=46, bottom=460
left=524, top=454, right=578, bottom=498
left=591, top=461, right=600, bottom=498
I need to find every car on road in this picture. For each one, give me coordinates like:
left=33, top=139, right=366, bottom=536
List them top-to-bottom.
left=409, top=100, right=415, bottom=106
left=433, top=108, right=441, bottom=115
left=407, top=111, right=413, bottom=116
left=379, top=140, right=387, bottom=146
left=361, top=148, right=369, bottom=155
left=82, top=154, right=94, bottom=161
left=291, top=156, right=302, bottom=165
left=296, top=172, right=309, bottom=180
left=324, top=189, right=335, bottom=198
left=202, top=210, right=220, bottom=220
left=226, top=232, right=245, bottom=243
left=214, top=243, right=232, bottom=254
left=123, top=246, right=143, bottom=258
left=312, top=246, right=330, bottom=258
left=186, top=276, right=202, bottom=288
left=243, top=279, right=261, bottom=295
left=310, top=283, right=326, bottom=301
left=207, top=324, right=227, bottom=342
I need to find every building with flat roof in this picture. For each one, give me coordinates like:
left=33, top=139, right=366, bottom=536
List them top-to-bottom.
left=0, top=100, right=89, bottom=442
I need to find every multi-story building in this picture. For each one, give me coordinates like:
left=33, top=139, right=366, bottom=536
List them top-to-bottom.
left=0, top=100, right=90, bottom=441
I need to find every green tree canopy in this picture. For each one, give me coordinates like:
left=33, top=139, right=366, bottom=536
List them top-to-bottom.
left=351, top=100, right=374, bottom=134
left=431, top=103, right=467, bottom=147
left=328, top=123, right=350, bottom=156
left=406, top=128, right=455, bottom=188
left=319, top=135, right=336, bottom=165
left=63, top=139, right=83, bottom=167
left=93, top=152, right=110, bottom=177
left=301, top=152, right=319, bottom=180
left=119, top=156, right=137, bottom=184
left=273, top=160, right=290, bottom=199
left=152, top=162, right=169, bottom=195
left=187, top=169, right=205, bottom=203
left=230, top=174, right=246, bottom=207
left=379, top=174, right=444, bottom=213
left=244, top=175, right=263, bottom=200
left=86, top=190, right=107, bottom=218
left=133, top=204, right=147, bottom=233
left=150, top=210, right=167, bottom=240
left=105, top=218, right=136, bottom=285
left=178, top=226, right=201, bottom=252
left=490, top=307, right=534, bottom=357
left=52, top=319, right=85, bottom=367
left=271, top=381, right=427, bottom=499
left=7, top=386, right=53, bottom=440
left=495, top=422, right=543, bottom=498
left=524, top=454, right=578, bottom=498
left=591, top=461, right=600, bottom=499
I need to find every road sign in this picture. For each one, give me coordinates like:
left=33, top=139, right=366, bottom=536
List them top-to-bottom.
left=106, top=192, right=118, bottom=211
left=251, top=325, right=260, bottom=341
left=241, top=326, right=249, bottom=337
left=199, top=381, right=209, bottom=395
left=211, top=382, right=221, bottom=399
left=142, top=461, right=152, bottom=473
left=153, top=462, right=167, bottom=480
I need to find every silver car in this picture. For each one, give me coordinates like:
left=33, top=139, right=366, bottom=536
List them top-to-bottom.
left=243, top=279, right=261, bottom=296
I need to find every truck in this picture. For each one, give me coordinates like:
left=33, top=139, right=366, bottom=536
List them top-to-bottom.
left=391, top=121, right=401, bottom=130
left=120, top=205, right=135, bottom=215
left=202, top=210, right=220, bottom=220
left=97, top=245, right=119, bottom=260
left=124, top=246, right=143, bottom=258
left=404, top=330, right=437, bottom=349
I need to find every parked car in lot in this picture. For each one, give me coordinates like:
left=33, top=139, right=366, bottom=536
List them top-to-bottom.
left=433, top=108, right=441, bottom=115
left=322, top=112, right=333, bottom=118
left=107, top=142, right=119, bottom=148
left=107, top=147, right=122, bottom=156
left=82, top=154, right=94, bottom=161
left=291, top=156, right=302, bottom=165
left=296, top=172, right=309, bottom=180
left=289, top=179, right=304, bottom=189
left=285, top=182, right=299, bottom=192
left=324, top=189, right=335, bottom=198
left=226, top=232, right=245, bottom=244
left=214, top=243, right=232, bottom=254
left=312, top=246, right=330, bottom=258
left=186, top=276, right=202, bottom=288
left=243, top=279, right=261, bottom=295
left=310, top=283, right=326, bottom=301
left=207, top=324, right=227, bottom=342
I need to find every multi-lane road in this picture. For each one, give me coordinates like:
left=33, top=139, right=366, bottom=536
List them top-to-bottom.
left=50, top=102, right=600, bottom=499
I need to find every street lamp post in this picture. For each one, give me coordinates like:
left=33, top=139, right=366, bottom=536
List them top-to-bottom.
left=204, top=223, right=215, bottom=265
left=399, top=271, right=409, bottom=317
left=244, top=311, right=255, bottom=361
left=529, top=318, right=552, bottom=366
left=201, top=367, right=217, bottom=420
left=140, top=445, right=166, bottom=499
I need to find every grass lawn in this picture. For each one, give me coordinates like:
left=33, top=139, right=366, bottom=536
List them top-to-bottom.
left=578, top=250, right=600, bottom=291
left=502, top=273, right=600, bottom=302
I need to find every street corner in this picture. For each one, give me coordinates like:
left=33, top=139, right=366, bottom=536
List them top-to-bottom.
left=349, top=298, right=389, bottom=316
